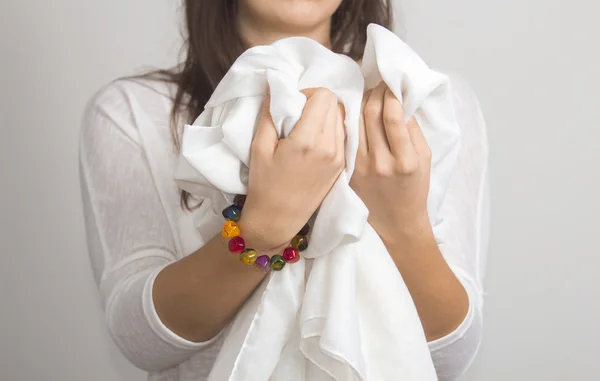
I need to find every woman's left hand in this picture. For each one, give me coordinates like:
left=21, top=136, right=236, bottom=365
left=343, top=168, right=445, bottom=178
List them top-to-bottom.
left=350, top=82, right=433, bottom=244
left=350, top=82, right=471, bottom=342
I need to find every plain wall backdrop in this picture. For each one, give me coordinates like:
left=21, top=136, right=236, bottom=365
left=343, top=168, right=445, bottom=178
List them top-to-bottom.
left=1, top=0, right=598, bottom=380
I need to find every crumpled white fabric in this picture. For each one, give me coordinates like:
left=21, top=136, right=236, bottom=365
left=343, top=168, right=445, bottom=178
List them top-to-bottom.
left=174, top=24, right=460, bottom=381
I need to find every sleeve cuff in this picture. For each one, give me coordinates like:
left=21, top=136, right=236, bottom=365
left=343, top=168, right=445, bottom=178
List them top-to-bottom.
left=142, top=266, right=224, bottom=350
left=427, top=272, right=478, bottom=352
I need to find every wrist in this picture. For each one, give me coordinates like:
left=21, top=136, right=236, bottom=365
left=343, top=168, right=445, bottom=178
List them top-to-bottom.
left=236, top=215, right=288, bottom=255
left=379, top=216, right=435, bottom=248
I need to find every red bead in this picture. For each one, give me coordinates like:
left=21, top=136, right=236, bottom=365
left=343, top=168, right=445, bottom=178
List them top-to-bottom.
left=228, top=236, right=246, bottom=254
left=282, top=247, right=300, bottom=263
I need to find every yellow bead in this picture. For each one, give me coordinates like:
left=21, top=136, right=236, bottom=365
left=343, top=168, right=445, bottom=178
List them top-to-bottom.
left=222, top=221, right=241, bottom=238
left=240, top=249, right=258, bottom=265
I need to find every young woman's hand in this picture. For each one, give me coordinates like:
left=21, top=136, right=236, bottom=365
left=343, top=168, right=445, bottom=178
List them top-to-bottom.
left=350, top=82, right=433, bottom=244
left=239, top=88, right=346, bottom=253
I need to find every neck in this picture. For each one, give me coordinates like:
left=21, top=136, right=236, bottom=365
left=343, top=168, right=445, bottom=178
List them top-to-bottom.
left=236, top=7, right=332, bottom=49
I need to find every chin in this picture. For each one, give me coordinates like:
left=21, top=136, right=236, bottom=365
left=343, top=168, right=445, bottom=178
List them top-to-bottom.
left=242, top=0, right=343, bottom=31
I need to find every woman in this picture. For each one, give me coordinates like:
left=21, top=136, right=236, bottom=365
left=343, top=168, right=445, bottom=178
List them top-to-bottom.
left=80, top=1, right=489, bottom=380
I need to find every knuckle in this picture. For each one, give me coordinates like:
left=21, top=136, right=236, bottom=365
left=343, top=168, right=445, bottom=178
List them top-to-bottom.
left=313, top=87, right=337, bottom=103
left=364, top=103, right=382, bottom=120
left=383, top=111, right=403, bottom=126
left=290, top=137, right=313, bottom=154
left=298, top=141, right=313, bottom=154
left=320, top=147, right=337, bottom=161
left=334, top=152, right=346, bottom=168
left=395, top=158, right=419, bottom=174
left=373, top=161, right=393, bottom=177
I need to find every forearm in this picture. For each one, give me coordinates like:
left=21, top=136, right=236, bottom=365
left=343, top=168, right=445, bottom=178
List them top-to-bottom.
left=382, top=224, right=470, bottom=342
left=153, top=228, right=268, bottom=343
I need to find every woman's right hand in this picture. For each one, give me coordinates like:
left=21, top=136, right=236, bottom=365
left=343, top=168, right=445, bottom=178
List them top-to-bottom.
left=238, top=88, right=346, bottom=253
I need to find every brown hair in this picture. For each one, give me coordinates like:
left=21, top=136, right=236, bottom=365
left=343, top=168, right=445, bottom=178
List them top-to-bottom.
left=156, top=0, right=392, bottom=209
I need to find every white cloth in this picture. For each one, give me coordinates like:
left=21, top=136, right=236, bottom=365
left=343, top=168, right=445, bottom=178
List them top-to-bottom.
left=174, top=24, right=460, bottom=381
left=79, top=58, right=488, bottom=381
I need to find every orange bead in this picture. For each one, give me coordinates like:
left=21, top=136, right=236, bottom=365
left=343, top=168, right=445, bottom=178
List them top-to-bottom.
left=222, top=220, right=241, bottom=238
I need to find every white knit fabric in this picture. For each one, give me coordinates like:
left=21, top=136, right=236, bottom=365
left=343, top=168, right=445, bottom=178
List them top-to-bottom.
left=79, top=50, right=489, bottom=381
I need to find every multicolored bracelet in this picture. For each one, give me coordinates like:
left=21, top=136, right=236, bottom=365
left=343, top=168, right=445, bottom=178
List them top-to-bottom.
left=221, top=195, right=309, bottom=272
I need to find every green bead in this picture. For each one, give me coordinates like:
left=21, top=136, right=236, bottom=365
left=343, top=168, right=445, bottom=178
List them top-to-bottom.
left=290, top=235, right=308, bottom=252
left=240, top=249, right=258, bottom=265
left=270, top=255, right=286, bottom=271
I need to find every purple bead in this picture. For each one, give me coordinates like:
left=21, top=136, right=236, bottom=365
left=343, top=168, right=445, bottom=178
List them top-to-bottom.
left=255, top=255, right=271, bottom=272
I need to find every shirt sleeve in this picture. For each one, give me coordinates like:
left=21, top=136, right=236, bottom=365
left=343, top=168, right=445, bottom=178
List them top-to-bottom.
left=427, top=73, right=490, bottom=380
left=79, top=81, right=220, bottom=372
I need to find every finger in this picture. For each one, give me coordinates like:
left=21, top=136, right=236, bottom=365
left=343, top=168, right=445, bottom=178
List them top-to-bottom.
left=364, top=82, right=392, bottom=158
left=290, top=87, right=337, bottom=144
left=299, top=87, right=321, bottom=98
left=383, top=87, right=415, bottom=158
left=357, top=91, right=370, bottom=158
left=252, top=94, right=278, bottom=155
left=321, top=98, right=343, bottom=142
left=315, top=100, right=345, bottom=162
left=334, top=103, right=346, bottom=164
left=406, top=116, right=431, bottom=158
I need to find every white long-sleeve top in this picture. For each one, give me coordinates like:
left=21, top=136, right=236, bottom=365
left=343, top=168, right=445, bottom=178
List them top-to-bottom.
left=79, top=74, right=489, bottom=381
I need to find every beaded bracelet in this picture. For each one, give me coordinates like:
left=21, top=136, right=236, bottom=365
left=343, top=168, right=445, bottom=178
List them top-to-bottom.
left=221, top=195, right=309, bottom=272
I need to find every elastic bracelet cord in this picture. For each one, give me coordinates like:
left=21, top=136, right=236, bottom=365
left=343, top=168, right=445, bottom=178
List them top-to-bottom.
left=221, top=195, right=310, bottom=272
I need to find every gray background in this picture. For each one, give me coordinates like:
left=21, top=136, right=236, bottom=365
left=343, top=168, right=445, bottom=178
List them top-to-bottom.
left=1, top=0, right=598, bottom=380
